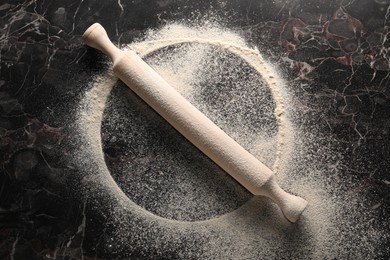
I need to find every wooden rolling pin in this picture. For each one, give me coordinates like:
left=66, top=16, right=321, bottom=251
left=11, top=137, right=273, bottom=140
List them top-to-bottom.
left=82, top=23, right=307, bottom=222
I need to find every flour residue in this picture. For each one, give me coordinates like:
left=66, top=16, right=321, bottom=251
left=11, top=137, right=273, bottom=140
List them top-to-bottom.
left=74, top=22, right=388, bottom=258
left=129, top=23, right=292, bottom=173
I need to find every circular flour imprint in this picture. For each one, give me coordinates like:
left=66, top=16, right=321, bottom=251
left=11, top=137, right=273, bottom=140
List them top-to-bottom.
left=100, top=25, right=292, bottom=221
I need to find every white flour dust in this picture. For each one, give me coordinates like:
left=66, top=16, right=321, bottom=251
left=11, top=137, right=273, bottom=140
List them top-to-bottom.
left=74, top=23, right=388, bottom=258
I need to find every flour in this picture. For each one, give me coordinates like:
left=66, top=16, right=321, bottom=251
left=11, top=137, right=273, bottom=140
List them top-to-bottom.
left=74, top=22, right=388, bottom=258
left=129, top=24, right=292, bottom=173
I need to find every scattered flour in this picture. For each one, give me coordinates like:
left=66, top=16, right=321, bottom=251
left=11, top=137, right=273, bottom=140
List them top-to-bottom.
left=73, top=22, right=388, bottom=258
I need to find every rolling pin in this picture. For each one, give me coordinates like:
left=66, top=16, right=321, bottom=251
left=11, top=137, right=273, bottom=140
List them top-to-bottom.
left=82, top=23, right=307, bottom=223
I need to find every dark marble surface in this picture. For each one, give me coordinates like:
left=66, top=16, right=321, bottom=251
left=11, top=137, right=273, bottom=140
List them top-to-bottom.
left=0, top=0, right=389, bottom=259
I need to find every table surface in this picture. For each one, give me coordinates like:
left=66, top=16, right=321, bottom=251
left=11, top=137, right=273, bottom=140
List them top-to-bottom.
left=0, top=0, right=389, bottom=259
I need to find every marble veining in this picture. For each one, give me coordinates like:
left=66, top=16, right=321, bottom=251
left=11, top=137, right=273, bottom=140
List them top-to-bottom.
left=0, top=0, right=389, bottom=259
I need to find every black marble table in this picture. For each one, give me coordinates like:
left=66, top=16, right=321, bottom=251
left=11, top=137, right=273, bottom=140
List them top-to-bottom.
left=1, top=0, right=389, bottom=259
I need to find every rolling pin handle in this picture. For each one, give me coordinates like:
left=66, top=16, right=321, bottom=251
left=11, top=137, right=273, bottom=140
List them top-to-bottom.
left=82, top=23, right=123, bottom=62
left=259, top=176, right=308, bottom=223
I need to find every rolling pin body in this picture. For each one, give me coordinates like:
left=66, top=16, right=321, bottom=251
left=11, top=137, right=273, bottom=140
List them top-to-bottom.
left=83, top=23, right=307, bottom=222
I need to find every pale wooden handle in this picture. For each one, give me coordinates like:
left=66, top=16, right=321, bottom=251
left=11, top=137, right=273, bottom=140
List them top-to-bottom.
left=82, top=23, right=307, bottom=222
left=82, top=23, right=123, bottom=62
